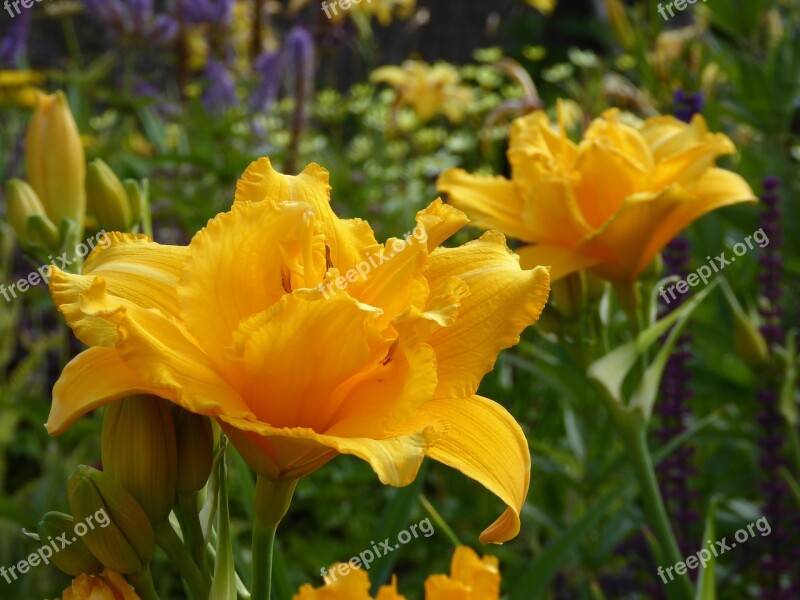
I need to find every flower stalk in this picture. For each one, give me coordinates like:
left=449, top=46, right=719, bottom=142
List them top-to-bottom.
left=251, top=477, right=297, bottom=600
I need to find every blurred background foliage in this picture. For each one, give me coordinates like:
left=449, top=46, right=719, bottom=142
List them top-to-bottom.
left=0, top=0, right=798, bottom=598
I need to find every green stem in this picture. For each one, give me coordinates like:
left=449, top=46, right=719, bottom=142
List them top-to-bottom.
left=619, top=417, right=693, bottom=597
left=251, top=477, right=297, bottom=600
left=177, top=492, right=211, bottom=583
left=156, top=522, right=210, bottom=600
left=129, top=565, right=162, bottom=600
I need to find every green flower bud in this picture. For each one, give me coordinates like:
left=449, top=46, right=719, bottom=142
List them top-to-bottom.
left=86, top=159, right=132, bottom=233
left=5, top=178, right=60, bottom=249
left=123, top=179, right=145, bottom=230
left=551, top=271, right=587, bottom=320
left=734, top=309, right=769, bottom=367
left=102, top=396, right=178, bottom=525
left=174, top=409, right=214, bottom=494
left=67, top=465, right=155, bottom=574
left=37, top=511, right=102, bottom=576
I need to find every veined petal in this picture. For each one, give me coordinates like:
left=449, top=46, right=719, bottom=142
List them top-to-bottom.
left=509, top=111, right=579, bottom=181
left=234, top=158, right=379, bottom=272
left=437, top=169, right=535, bottom=243
left=581, top=181, right=755, bottom=282
left=415, top=198, right=470, bottom=251
left=178, top=200, right=325, bottom=368
left=426, top=232, right=550, bottom=399
left=515, top=244, right=599, bottom=282
left=47, top=347, right=169, bottom=436
left=409, top=396, right=531, bottom=544
left=220, top=414, right=440, bottom=485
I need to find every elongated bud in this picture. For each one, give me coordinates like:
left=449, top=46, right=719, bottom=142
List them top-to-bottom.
left=604, top=0, right=636, bottom=50
left=25, top=91, right=86, bottom=229
left=86, top=159, right=132, bottom=233
left=5, top=178, right=60, bottom=249
left=123, top=179, right=145, bottom=229
left=550, top=271, right=586, bottom=320
left=733, top=309, right=769, bottom=367
left=102, top=396, right=177, bottom=525
left=173, top=409, right=214, bottom=494
left=67, top=465, right=155, bottom=574
left=37, top=512, right=103, bottom=576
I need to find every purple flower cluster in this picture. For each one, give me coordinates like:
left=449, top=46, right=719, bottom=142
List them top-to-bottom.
left=82, top=0, right=178, bottom=46
left=182, top=0, right=235, bottom=25
left=0, top=8, right=31, bottom=67
left=673, top=89, right=704, bottom=123
left=755, top=176, right=797, bottom=599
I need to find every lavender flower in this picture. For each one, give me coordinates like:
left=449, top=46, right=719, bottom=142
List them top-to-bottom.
left=82, top=0, right=178, bottom=46
left=182, top=0, right=234, bottom=25
left=0, top=8, right=31, bottom=68
left=250, top=50, right=283, bottom=113
left=202, top=58, right=238, bottom=114
left=673, top=89, right=704, bottom=123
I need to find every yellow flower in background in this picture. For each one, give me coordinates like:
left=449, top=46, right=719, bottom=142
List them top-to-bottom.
left=524, top=0, right=556, bottom=15
left=371, top=60, right=474, bottom=123
left=0, top=70, right=46, bottom=108
left=25, top=90, right=86, bottom=230
left=438, top=104, right=756, bottom=283
left=47, top=158, right=549, bottom=543
left=425, top=546, right=501, bottom=599
left=293, top=565, right=404, bottom=599
left=59, top=569, right=140, bottom=600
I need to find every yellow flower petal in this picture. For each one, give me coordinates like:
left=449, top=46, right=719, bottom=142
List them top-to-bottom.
left=234, top=158, right=379, bottom=272
left=437, top=169, right=535, bottom=244
left=415, top=199, right=470, bottom=251
left=426, top=232, right=550, bottom=399
left=514, top=243, right=599, bottom=281
left=48, top=347, right=163, bottom=436
left=408, top=396, right=531, bottom=544
left=449, top=546, right=500, bottom=597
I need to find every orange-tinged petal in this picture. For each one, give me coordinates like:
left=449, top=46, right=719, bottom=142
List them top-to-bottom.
left=585, top=108, right=654, bottom=172
left=508, top=111, right=578, bottom=182
left=234, top=158, right=379, bottom=272
left=437, top=170, right=535, bottom=243
left=519, top=178, right=593, bottom=245
left=581, top=179, right=755, bottom=282
left=178, top=200, right=325, bottom=368
left=425, top=232, right=550, bottom=399
left=514, top=243, right=600, bottom=282
left=227, top=291, right=436, bottom=435
left=47, top=347, right=167, bottom=436
left=406, top=396, right=531, bottom=544
left=220, top=413, right=439, bottom=485
left=449, top=546, right=500, bottom=597
left=292, top=563, right=373, bottom=599
left=424, top=575, right=470, bottom=600
left=376, top=576, right=406, bottom=600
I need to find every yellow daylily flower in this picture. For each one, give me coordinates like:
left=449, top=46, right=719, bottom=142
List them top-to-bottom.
left=524, top=0, right=556, bottom=15
left=371, top=60, right=474, bottom=123
left=438, top=103, right=756, bottom=283
left=47, top=158, right=550, bottom=543
left=425, top=546, right=501, bottom=599
left=293, top=565, right=404, bottom=599
left=58, top=569, right=140, bottom=600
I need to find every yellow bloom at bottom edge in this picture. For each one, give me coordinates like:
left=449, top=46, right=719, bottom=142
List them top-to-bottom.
left=293, top=564, right=405, bottom=599
left=59, top=569, right=140, bottom=600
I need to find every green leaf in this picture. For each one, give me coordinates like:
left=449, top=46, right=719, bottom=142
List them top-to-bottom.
left=589, top=280, right=719, bottom=419
left=695, top=499, right=717, bottom=600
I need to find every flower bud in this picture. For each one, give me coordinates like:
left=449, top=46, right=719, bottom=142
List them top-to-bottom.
left=604, top=0, right=635, bottom=50
left=25, top=91, right=86, bottom=229
left=86, top=159, right=132, bottom=233
left=5, top=178, right=60, bottom=249
left=123, top=179, right=145, bottom=230
left=734, top=309, right=769, bottom=367
left=102, top=396, right=178, bottom=525
left=173, top=409, right=214, bottom=494
left=67, top=465, right=155, bottom=574
left=37, top=512, right=102, bottom=576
